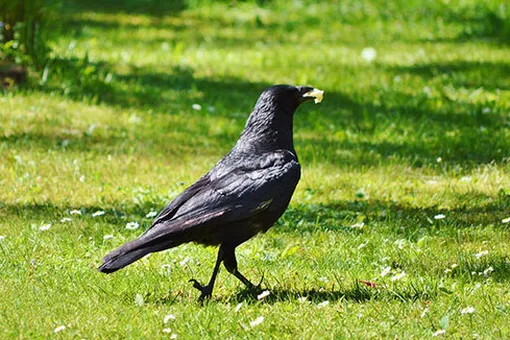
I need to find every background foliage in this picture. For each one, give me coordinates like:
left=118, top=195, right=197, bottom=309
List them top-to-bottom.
left=0, top=0, right=61, bottom=65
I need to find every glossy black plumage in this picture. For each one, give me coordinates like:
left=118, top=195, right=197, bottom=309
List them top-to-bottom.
left=98, top=85, right=320, bottom=299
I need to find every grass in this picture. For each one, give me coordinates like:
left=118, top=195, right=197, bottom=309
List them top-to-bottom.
left=1, top=0, right=510, bottom=338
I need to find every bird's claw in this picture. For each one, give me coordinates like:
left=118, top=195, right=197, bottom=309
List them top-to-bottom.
left=256, top=271, right=265, bottom=288
left=246, top=272, right=264, bottom=290
left=241, top=273, right=264, bottom=294
left=189, top=278, right=202, bottom=290
left=188, top=279, right=213, bottom=301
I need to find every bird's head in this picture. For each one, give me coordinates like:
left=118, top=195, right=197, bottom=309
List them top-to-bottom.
left=239, top=84, right=324, bottom=150
left=255, top=85, right=324, bottom=115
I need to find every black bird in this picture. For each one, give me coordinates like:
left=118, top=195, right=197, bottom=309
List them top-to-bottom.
left=98, top=84, right=324, bottom=300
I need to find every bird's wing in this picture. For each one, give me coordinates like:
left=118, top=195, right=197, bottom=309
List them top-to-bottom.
left=141, top=150, right=300, bottom=241
left=151, top=174, right=210, bottom=225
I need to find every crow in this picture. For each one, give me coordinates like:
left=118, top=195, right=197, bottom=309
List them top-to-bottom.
left=98, top=84, right=323, bottom=300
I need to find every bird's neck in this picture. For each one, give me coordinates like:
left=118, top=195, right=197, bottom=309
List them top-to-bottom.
left=235, top=108, right=295, bottom=153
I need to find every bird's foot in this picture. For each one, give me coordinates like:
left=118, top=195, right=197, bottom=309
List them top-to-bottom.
left=255, top=271, right=265, bottom=289
left=244, top=272, right=265, bottom=291
left=189, top=279, right=213, bottom=302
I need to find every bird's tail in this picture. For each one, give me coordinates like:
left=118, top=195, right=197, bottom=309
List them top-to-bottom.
left=98, top=237, right=175, bottom=274
left=98, top=246, right=150, bottom=273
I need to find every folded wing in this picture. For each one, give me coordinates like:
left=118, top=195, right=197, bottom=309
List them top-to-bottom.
left=98, top=150, right=300, bottom=273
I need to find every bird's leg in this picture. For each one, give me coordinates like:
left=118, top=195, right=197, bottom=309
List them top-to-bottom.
left=189, top=246, right=224, bottom=301
left=223, top=246, right=262, bottom=289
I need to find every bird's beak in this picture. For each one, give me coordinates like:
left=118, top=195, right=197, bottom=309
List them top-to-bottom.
left=302, top=88, right=324, bottom=104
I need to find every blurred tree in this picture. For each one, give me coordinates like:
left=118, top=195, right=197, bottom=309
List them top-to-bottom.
left=0, top=0, right=60, bottom=65
left=67, top=0, right=187, bottom=16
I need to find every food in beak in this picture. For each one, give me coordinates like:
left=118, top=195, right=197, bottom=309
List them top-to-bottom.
left=303, top=88, right=324, bottom=103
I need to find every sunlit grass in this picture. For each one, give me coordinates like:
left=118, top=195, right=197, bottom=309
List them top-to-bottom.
left=1, top=0, right=510, bottom=338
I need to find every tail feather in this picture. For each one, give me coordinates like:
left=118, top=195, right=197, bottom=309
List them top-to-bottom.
left=98, top=237, right=177, bottom=274
left=98, top=247, right=151, bottom=273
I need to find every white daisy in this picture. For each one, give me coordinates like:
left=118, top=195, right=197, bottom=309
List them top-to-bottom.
left=361, top=47, right=377, bottom=62
left=146, top=211, right=158, bottom=218
left=126, top=222, right=140, bottom=230
left=351, top=222, right=365, bottom=229
left=40, top=224, right=51, bottom=231
left=474, top=250, right=489, bottom=259
left=179, top=257, right=191, bottom=266
left=380, top=266, right=392, bottom=277
left=483, top=266, right=494, bottom=276
left=391, top=271, right=406, bottom=281
left=257, top=290, right=270, bottom=300
left=135, top=293, right=144, bottom=306
left=297, top=296, right=308, bottom=303
left=317, top=300, right=329, bottom=308
left=460, top=306, right=475, bottom=315
left=420, top=307, right=429, bottom=318
left=164, top=314, right=176, bottom=323
left=249, top=316, right=264, bottom=327
left=54, top=325, right=66, bottom=333
left=433, top=329, right=446, bottom=337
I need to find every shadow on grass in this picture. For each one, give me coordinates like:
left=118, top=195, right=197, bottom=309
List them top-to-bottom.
left=17, top=2, right=508, bottom=168
left=424, top=6, right=510, bottom=45
left=61, top=17, right=275, bottom=50
left=14, top=56, right=510, bottom=168
left=39, top=57, right=267, bottom=115
left=390, top=60, right=510, bottom=91
left=299, top=75, right=509, bottom=166
left=0, top=118, right=231, bottom=158
left=1, top=131, right=120, bottom=153
left=3, top=191, right=509, bottom=235
left=279, top=195, right=510, bottom=236
left=3, top=198, right=509, bottom=251
left=3, top=199, right=510, bottom=306
left=451, top=254, right=510, bottom=284
left=146, top=280, right=436, bottom=305
left=229, top=280, right=437, bottom=304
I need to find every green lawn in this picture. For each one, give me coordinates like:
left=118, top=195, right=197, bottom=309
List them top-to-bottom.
left=1, top=0, right=510, bottom=338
